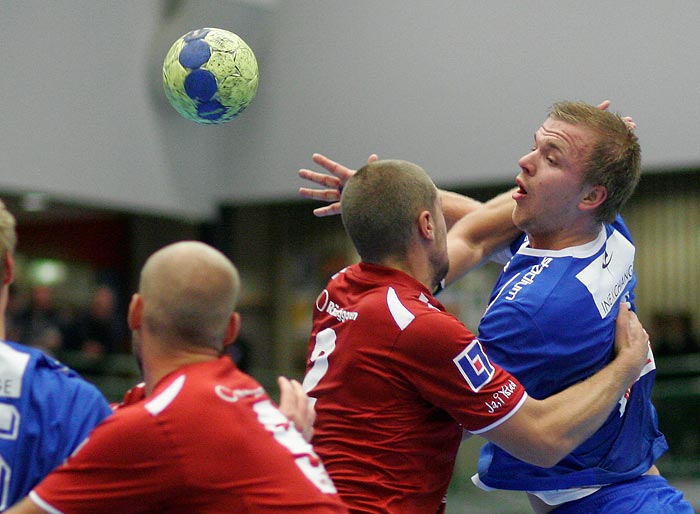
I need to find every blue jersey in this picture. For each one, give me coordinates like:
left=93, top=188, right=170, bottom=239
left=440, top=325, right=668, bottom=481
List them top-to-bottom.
left=475, top=216, right=667, bottom=494
left=0, top=341, right=113, bottom=509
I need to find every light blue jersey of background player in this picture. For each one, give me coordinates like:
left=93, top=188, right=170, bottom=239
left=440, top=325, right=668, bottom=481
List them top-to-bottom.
left=0, top=341, right=112, bottom=510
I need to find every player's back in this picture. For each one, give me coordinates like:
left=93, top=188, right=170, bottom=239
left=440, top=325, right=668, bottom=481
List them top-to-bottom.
left=304, top=263, right=465, bottom=513
left=0, top=340, right=112, bottom=510
left=31, top=356, right=348, bottom=513
left=141, top=358, right=346, bottom=513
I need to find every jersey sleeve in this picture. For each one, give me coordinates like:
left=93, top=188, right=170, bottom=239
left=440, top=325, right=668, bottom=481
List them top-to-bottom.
left=396, top=311, right=526, bottom=433
left=34, top=360, right=113, bottom=455
left=31, top=407, right=177, bottom=514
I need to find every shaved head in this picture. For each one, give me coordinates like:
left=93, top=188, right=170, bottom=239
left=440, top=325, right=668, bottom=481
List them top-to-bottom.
left=341, top=159, right=438, bottom=263
left=138, top=241, right=240, bottom=350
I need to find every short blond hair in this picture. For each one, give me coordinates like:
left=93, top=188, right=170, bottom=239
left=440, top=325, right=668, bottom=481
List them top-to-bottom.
left=549, top=101, right=641, bottom=223
left=0, top=200, right=17, bottom=284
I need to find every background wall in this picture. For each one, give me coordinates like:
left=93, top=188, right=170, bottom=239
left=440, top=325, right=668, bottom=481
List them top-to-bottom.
left=1, top=1, right=699, bottom=219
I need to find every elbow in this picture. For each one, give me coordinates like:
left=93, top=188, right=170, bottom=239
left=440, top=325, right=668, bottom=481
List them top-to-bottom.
left=489, top=402, right=584, bottom=468
left=527, top=448, right=566, bottom=468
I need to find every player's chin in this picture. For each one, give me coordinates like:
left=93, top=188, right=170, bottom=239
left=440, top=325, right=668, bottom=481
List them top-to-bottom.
left=511, top=206, right=531, bottom=231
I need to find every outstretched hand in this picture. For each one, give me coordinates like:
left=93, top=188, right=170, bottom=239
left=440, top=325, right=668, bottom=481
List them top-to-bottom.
left=298, top=153, right=378, bottom=217
left=278, top=376, right=315, bottom=442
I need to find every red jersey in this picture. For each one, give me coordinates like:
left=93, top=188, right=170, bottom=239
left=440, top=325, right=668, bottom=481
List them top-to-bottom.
left=303, top=263, right=527, bottom=514
left=30, top=357, right=348, bottom=514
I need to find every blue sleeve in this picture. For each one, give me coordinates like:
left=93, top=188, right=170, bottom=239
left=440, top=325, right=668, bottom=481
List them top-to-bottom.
left=8, top=357, right=112, bottom=505
left=34, top=358, right=113, bottom=455
left=40, top=365, right=112, bottom=447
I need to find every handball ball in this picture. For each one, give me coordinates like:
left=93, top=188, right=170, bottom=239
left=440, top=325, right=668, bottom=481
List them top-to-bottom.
left=162, top=28, right=259, bottom=124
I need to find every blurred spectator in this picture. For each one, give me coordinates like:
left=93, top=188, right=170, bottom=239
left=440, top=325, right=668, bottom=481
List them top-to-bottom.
left=6, top=283, right=29, bottom=343
left=12, top=285, right=65, bottom=351
left=67, top=285, right=127, bottom=356
left=652, top=311, right=700, bottom=356
left=28, top=326, right=63, bottom=357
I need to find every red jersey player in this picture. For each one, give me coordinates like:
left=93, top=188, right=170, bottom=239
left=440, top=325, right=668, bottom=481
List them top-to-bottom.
left=301, top=158, right=649, bottom=514
left=6, top=242, right=348, bottom=514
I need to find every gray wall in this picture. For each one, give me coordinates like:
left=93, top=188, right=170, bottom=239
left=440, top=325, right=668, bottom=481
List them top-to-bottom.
left=2, top=1, right=699, bottom=220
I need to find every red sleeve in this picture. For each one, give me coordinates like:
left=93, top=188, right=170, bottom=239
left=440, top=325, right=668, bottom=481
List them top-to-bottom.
left=395, top=310, right=526, bottom=432
left=32, top=406, right=179, bottom=514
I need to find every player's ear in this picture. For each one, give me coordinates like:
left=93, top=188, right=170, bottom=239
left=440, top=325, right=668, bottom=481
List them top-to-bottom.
left=580, top=185, right=607, bottom=211
left=417, top=210, right=435, bottom=241
left=2, top=253, right=14, bottom=286
left=127, top=294, right=144, bottom=330
left=223, top=312, right=241, bottom=347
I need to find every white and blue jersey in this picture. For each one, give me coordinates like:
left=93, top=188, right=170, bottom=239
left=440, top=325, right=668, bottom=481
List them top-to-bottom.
left=474, top=216, right=667, bottom=497
left=0, top=340, right=112, bottom=509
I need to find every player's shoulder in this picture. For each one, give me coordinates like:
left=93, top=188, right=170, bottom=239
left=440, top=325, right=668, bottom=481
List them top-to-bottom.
left=609, top=214, right=635, bottom=243
left=380, top=282, right=451, bottom=320
left=384, top=286, right=473, bottom=350
left=0, top=339, right=41, bottom=365
left=0, top=340, right=95, bottom=394
left=0, top=341, right=111, bottom=427
left=32, top=350, right=105, bottom=397
left=139, top=360, right=257, bottom=415
left=107, top=363, right=267, bottom=444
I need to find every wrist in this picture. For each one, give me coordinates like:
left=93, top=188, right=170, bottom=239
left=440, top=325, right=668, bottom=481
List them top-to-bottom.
left=613, top=348, right=644, bottom=388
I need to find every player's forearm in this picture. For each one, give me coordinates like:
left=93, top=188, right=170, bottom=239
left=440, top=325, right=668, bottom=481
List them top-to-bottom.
left=444, top=189, right=519, bottom=285
left=439, top=190, right=483, bottom=229
left=526, top=346, right=648, bottom=465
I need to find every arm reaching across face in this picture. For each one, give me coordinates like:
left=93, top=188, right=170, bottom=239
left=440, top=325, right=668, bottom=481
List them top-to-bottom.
left=437, top=100, right=634, bottom=287
left=299, top=153, right=485, bottom=221
left=299, top=153, right=506, bottom=282
left=445, top=188, right=520, bottom=286
left=482, top=303, right=650, bottom=467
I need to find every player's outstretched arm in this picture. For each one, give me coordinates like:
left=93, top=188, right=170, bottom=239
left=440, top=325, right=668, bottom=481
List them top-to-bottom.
left=299, top=153, right=485, bottom=221
left=444, top=188, right=520, bottom=286
left=440, top=190, right=484, bottom=230
left=483, top=304, right=649, bottom=467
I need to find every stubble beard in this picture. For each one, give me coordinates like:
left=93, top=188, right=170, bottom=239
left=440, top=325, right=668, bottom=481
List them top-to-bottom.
left=430, top=251, right=449, bottom=292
